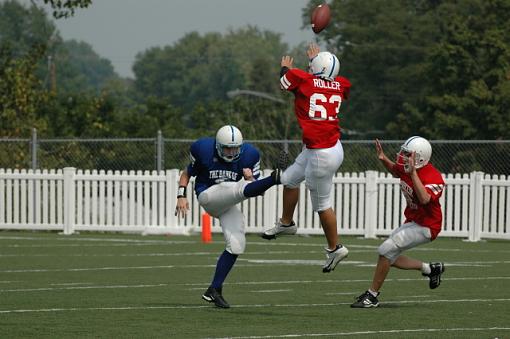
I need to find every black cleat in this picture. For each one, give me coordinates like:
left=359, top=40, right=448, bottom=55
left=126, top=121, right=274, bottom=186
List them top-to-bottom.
left=270, top=150, right=289, bottom=185
left=271, top=168, right=283, bottom=185
left=423, top=262, right=445, bottom=289
left=202, top=286, right=230, bottom=308
left=351, top=290, right=380, bottom=308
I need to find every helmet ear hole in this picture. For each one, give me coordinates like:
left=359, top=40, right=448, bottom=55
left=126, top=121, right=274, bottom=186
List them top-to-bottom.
left=215, top=125, right=243, bottom=162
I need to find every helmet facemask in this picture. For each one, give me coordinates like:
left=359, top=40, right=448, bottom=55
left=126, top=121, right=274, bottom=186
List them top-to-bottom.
left=215, top=125, right=243, bottom=162
left=395, top=136, right=432, bottom=172
left=216, top=144, right=242, bottom=162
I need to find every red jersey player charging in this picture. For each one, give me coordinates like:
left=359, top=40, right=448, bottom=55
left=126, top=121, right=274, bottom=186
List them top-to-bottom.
left=262, top=43, right=351, bottom=273
left=351, top=137, right=446, bottom=308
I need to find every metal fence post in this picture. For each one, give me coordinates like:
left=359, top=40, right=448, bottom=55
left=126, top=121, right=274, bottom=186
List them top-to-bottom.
left=31, top=128, right=38, bottom=170
left=156, top=130, right=164, bottom=173
left=364, top=170, right=378, bottom=238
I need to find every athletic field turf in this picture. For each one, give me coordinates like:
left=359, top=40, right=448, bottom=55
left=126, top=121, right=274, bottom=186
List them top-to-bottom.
left=0, top=231, right=509, bottom=338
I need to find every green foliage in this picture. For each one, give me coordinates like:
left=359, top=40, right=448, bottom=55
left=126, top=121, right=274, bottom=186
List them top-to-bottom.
left=0, top=0, right=126, bottom=143
left=1, top=0, right=510, bottom=171
left=38, top=0, right=92, bottom=19
left=308, top=0, right=510, bottom=140
left=310, top=0, right=440, bottom=137
left=420, top=0, right=510, bottom=139
left=0, top=1, right=57, bottom=53
left=133, top=27, right=288, bottom=111
left=54, top=40, right=118, bottom=94
left=0, top=43, right=48, bottom=137
left=41, top=92, right=117, bottom=137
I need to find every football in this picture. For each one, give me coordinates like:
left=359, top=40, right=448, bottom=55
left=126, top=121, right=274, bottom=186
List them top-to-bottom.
left=311, top=3, right=331, bottom=34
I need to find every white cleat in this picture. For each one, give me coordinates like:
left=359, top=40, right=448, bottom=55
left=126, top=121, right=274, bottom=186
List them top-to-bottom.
left=261, top=220, right=297, bottom=240
left=322, top=244, right=349, bottom=273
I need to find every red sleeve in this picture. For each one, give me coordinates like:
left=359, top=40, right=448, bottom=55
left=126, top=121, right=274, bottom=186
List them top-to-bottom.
left=280, top=68, right=306, bottom=91
left=422, top=171, right=445, bottom=201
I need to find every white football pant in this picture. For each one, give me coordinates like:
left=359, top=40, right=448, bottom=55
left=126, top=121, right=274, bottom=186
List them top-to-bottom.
left=280, top=140, right=344, bottom=212
left=198, top=180, right=249, bottom=255
left=378, top=221, right=432, bottom=263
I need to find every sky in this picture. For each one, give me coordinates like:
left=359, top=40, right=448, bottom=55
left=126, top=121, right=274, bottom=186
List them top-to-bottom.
left=50, top=0, right=316, bottom=78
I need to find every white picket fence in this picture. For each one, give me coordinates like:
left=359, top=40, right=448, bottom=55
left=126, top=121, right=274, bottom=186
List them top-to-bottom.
left=0, top=168, right=509, bottom=241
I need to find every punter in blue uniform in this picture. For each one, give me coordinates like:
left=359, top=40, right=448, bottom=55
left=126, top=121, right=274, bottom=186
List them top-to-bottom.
left=175, top=125, right=285, bottom=308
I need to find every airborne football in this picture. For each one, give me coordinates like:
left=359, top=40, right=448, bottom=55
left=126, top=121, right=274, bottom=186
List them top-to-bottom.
left=311, top=3, right=331, bottom=33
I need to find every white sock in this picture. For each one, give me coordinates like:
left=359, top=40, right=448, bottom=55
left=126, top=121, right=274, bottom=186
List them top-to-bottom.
left=421, top=263, right=431, bottom=275
left=368, top=289, right=379, bottom=297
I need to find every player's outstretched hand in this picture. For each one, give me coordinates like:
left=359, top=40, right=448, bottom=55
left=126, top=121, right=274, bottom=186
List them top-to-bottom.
left=307, top=43, right=320, bottom=60
left=281, top=56, right=293, bottom=68
left=375, top=139, right=386, bottom=161
left=175, top=198, right=189, bottom=218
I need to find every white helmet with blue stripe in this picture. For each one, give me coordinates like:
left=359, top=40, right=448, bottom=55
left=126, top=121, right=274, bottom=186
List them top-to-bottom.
left=309, top=51, right=340, bottom=81
left=215, top=125, right=243, bottom=162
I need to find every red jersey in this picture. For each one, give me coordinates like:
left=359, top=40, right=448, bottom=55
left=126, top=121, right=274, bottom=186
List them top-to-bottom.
left=280, top=68, right=351, bottom=149
left=393, top=163, right=445, bottom=239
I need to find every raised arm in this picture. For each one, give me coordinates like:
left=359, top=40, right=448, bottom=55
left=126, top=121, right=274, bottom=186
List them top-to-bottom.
left=375, top=139, right=397, bottom=176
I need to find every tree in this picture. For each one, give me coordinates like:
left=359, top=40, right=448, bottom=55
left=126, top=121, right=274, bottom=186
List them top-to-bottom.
left=36, top=0, right=92, bottom=19
left=304, top=0, right=441, bottom=138
left=306, top=0, right=510, bottom=140
left=411, top=0, right=510, bottom=139
left=0, top=1, right=129, bottom=139
left=133, top=27, right=289, bottom=111
left=54, top=39, right=118, bottom=94
left=0, top=43, right=48, bottom=137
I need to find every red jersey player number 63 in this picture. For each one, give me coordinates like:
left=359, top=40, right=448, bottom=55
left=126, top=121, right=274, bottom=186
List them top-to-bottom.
left=309, top=93, right=342, bottom=121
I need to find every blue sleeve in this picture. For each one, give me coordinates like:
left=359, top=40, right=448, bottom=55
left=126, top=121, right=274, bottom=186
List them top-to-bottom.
left=186, top=141, right=200, bottom=177
left=243, top=144, right=261, bottom=180
left=252, top=152, right=261, bottom=180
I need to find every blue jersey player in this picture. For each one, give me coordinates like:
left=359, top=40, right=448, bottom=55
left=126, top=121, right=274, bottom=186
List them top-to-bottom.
left=175, top=125, right=284, bottom=308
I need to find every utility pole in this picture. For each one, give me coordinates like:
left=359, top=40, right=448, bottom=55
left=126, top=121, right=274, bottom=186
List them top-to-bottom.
left=48, top=55, right=57, bottom=93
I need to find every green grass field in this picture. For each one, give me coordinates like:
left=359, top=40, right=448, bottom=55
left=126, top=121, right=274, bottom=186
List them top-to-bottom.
left=0, top=230, right=509, bottom=339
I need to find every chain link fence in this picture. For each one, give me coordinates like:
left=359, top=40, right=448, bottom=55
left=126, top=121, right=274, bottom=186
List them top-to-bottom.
left=1, top=131, right=509, bottom=174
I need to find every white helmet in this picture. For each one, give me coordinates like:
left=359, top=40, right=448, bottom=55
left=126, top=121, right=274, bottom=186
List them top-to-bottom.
left=309, top=51, right=340, bottom=81
left=215, top=125, right=243, bottom=162
left=397, top=136, right=432, bottom=171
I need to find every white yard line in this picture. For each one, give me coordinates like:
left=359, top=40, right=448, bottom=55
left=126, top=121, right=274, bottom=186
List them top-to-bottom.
left=1, top=235, right=510, bottom=254
left=0, top=236, right=194, bottom=243
left=0, top=250, right=320, bottom=257
left=3, top=259, right=510, bottom=273
left=1, top=276, right=510, bottom=293
left=183, top=276, right=510, bottom=286
left=0, top=283, right=167, bottom=293
left=250, top=289, right=293, bottom=293
left=0, top=298, right=509, bottom=314
left=205, top=327, right=510, bottom=339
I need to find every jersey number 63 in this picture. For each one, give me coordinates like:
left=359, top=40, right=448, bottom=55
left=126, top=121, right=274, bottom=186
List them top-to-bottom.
left=308, top=93, right=343, bottom=121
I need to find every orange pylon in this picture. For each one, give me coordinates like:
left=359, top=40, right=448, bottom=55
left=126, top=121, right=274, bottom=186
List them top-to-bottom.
left=201, top=212, right=212, bottom=243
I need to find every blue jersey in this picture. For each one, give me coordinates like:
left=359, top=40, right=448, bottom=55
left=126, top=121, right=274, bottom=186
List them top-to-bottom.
left=186, top=138, right=261, bottom=196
